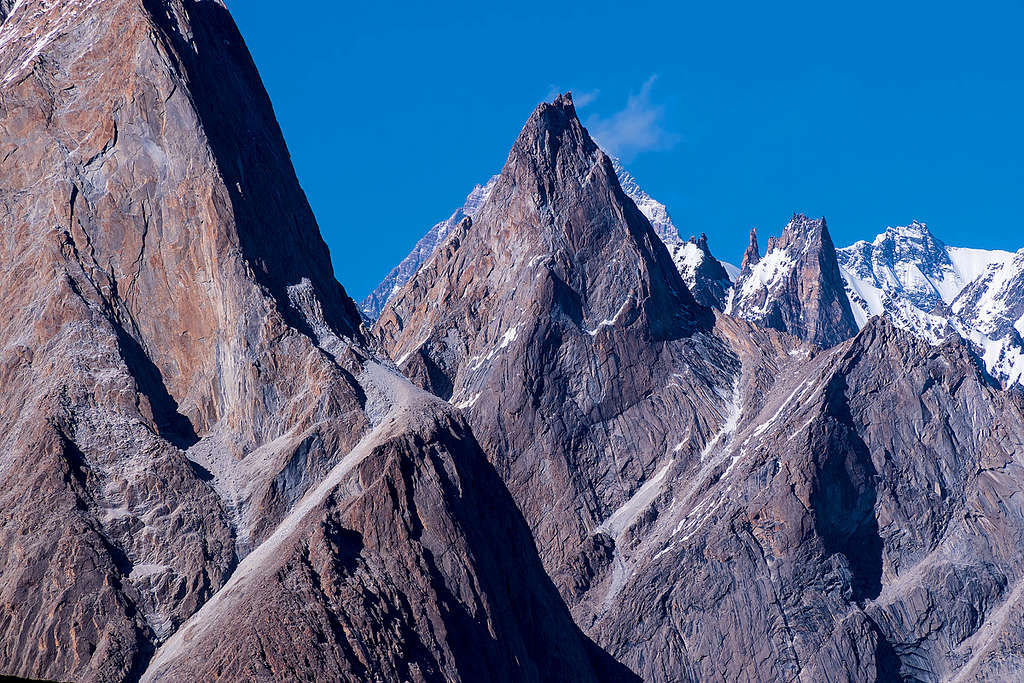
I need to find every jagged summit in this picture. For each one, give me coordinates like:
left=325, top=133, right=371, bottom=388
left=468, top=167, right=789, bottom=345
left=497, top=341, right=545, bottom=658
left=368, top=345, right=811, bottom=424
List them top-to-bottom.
left=513, top=91, right=597, bottom=169
left=378, top=92, right=708, bottom=382
left=362, top=141, right=716, bottom=323
left=726, top=213, right=858, bottom=347
left=741, top=226, right=761, bottom=270
left=666, top=232, right=735, bottom=309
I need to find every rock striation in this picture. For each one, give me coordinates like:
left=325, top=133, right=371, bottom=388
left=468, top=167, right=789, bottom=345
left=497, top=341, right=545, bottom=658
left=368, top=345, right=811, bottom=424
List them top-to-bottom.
left=0, top=3, right=627, bottom=682
left=377, top=92, right=729, bottom=597
left=377, top=96, right=1024, bottom=681
left=572, top=316, right=1024, bottom=680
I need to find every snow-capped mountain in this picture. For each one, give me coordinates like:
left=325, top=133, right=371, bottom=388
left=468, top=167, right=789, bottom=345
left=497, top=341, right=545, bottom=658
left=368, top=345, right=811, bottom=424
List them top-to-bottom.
left=836, top=221, right=1024, bottom=386
left=668, top=234, right=736, bottom=309
left=948, top=249, right=1024, bottom=386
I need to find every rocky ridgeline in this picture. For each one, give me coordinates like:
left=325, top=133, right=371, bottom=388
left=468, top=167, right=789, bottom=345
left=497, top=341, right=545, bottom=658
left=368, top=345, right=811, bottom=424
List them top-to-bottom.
left=0, top=2, right=626, bottom=681
left=3, top=2, right=1024, bottom=682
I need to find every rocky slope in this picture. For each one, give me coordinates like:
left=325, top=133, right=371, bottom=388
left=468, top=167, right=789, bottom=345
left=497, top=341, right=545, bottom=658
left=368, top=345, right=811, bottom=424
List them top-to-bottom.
left=0, top=2, right=625, bottom=681
left=377, top=96, right=1024, bottom=681
left=363, top=152, right=736, bottom=321
left=610, top=160, right=737, bottom=308
left=360, top=177, right=498, bottom=320
left=726, top=214, right=860, bottom=347
left=574, top=316, right=1024, bottom=681
left=142, top=364, right=627, bottom=683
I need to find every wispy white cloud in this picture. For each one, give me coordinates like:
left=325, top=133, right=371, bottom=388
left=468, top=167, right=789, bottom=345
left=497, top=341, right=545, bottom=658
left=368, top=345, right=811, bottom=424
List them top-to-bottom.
left=584, top=76, right=679, bottom=162
left=572, top=89, right=600, bottom=107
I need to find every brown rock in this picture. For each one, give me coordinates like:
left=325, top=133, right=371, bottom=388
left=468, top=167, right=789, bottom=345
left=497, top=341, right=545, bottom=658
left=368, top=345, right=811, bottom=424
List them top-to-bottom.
left=0, top=4, right=627, bottom=682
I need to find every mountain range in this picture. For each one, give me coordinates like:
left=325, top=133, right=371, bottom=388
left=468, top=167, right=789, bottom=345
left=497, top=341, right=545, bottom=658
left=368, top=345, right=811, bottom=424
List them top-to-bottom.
left=2, top=2, right=1024, bottom=682
left=370, top=166, right=1024, bottom=391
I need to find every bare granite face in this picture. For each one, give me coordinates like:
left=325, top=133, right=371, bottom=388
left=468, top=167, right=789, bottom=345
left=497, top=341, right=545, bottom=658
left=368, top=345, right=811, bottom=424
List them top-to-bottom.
left=5, top=0, right=1024, bottom=680
left=0, top=3, right=624, bottom=682
left=376, top=93, right=737, bottom=595
left=378, top=96, right=1024, bottom=681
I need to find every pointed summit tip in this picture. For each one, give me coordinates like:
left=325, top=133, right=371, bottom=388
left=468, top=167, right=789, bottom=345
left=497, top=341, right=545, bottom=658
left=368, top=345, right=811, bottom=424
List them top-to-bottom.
left=507, top=90, right=596, bottom=174
left=536, top=91, right=579, bottom=123
left=741, top=227, right=760, bottom=271
left=697, top=232, right=711, bottom=253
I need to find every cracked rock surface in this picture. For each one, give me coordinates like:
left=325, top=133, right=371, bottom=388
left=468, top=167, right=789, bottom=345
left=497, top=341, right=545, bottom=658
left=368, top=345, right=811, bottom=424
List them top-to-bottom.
left=0, top=3, right=624, bottom=681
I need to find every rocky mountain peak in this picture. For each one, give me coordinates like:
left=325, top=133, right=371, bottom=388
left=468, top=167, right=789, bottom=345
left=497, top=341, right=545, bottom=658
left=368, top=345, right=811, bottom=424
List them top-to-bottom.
left=511, top=91, right=596, bottom=171
left=375, top=94, right=718, bottom=611
left=726, top=213, right=858, bottom=347
left=778, top=213, right=828, bottom=248
left=875, top=221, right=952, bottom=271
left=741, top=227, right=761, bottom=270
left=666, top=232, right=734, bottom=309
left=693, top=232, right=710, bottom=252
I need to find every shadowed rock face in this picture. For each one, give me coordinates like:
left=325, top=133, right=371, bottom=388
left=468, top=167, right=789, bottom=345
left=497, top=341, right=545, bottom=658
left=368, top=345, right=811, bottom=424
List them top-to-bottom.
left=0, top=3, right=625, bottom=682
left=377, top=93, right=736, bottom=597
left=378, top=97, right=1024, bottom=681
left=727, top=214, right=859, bottom=348
left=570, top=317, right=1024, bottom=680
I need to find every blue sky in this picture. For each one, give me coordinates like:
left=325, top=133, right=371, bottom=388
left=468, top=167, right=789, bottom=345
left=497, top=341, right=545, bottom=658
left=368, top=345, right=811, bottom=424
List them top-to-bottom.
left=229, top=0, right=1024, bottom=300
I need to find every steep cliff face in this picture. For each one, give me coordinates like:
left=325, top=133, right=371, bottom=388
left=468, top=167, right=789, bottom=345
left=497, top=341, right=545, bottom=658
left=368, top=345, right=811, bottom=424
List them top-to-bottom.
left=0, top=3, right=621, bottom=681
left=377, top=93, right=733, bottom=595
left=378, top=97, right=1024, bottom=681
left=727, top=214, right=859, bottom=348
left=573, top=317, right=1024, bottom=680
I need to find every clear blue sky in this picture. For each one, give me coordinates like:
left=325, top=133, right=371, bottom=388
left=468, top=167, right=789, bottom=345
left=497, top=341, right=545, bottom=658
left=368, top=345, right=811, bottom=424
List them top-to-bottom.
left=228, top=0, right=1024, bottom=299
